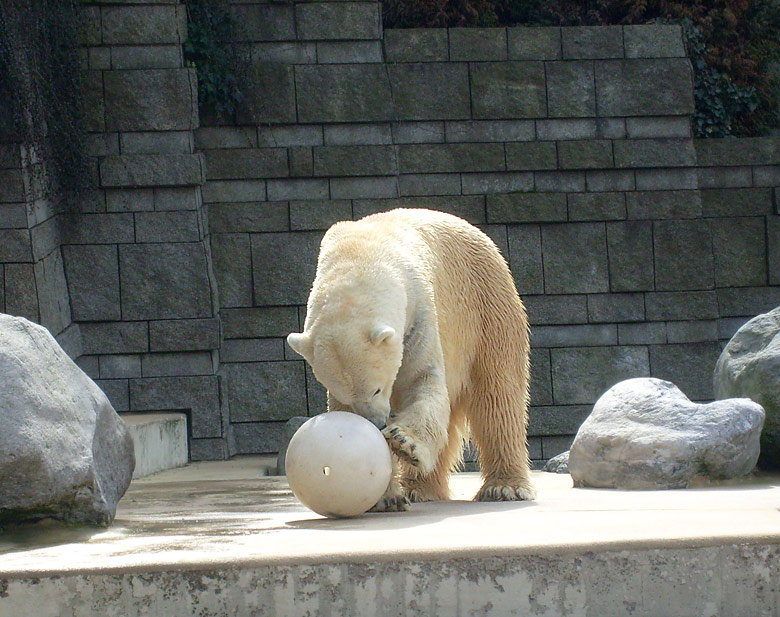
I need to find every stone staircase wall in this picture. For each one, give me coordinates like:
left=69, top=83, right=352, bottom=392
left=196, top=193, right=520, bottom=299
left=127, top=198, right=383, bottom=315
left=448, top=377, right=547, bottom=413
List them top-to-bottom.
left=1, top=0, right=778, bottom=463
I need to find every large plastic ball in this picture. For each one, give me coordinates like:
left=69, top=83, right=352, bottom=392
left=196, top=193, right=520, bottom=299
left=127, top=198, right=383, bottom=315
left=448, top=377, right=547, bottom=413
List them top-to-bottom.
left=285, top=412, right=392, bottom=518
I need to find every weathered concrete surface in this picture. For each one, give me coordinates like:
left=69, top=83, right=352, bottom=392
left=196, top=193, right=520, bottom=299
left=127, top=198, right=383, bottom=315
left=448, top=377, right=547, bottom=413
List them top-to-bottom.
left=123, top=413, right=188, bottom=479
left=1, top=459, right=779, bottom=616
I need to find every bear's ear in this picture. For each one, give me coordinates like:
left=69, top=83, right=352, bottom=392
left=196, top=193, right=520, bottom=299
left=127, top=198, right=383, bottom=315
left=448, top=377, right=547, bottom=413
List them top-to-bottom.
left=370, top=325, right=395, bottom=345
left=286, top=332, right=312, bottom=358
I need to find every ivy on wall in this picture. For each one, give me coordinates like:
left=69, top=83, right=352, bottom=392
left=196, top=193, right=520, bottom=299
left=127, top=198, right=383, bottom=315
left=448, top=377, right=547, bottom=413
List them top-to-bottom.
left=0, top=0, right=90, bottom=214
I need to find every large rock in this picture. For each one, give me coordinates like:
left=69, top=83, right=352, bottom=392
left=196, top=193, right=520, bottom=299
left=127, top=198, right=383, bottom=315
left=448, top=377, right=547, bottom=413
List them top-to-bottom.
left=714, top=307, right=780, bottom=470
left=0, top=314, right=135, bottom=526
left=569, top=378, right=764, bottom=489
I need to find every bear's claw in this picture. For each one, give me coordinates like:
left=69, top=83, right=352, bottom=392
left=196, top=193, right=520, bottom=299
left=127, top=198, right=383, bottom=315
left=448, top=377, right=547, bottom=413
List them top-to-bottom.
left=382, top=425, right=422, bottom=467
left=475, top=482, right=536, bottom=502
left=369, top=494, right=410, bottom=513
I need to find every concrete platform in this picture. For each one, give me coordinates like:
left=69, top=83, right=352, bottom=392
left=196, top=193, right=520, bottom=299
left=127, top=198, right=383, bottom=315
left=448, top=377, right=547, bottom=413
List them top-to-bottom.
left=122, top=412, right=188, bottom=479
left=1, top=458, right=779, bottom=617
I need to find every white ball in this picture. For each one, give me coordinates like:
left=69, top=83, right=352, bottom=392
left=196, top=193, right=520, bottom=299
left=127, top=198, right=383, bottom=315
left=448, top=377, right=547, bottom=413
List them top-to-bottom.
left=285, top=411, right=392, bottom=518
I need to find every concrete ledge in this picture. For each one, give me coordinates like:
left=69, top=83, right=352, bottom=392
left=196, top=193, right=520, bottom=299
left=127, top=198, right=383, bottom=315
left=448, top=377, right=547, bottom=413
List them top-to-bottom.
left=122, top=412, right=188, bottom=479
left=0, top=461, right=778, bottom=615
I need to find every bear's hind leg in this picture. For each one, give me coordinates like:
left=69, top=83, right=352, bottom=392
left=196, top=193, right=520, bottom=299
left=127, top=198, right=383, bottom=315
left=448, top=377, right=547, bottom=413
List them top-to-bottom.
left=467, top=373, right=536, bottom=502
left=370, top=455, right=410, bottom=512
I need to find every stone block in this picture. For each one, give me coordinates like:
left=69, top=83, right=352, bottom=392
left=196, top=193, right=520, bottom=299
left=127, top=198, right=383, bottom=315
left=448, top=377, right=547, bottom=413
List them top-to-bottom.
left=296, top=3, right=380, bottom=40
left=230, top=4, right=295, bottom=42
left=101, top=5, right=181, bottom=45
left=624, top=25, right=685, bottom=58
left=562, top=26, right=623, bottom=59
left=508, top=27, right=561, bottom=60
left=449, top=28, right=507, bottom=61
left=383, top=29, right=448, bottom=62
left=316, top=41, right=383, bottom=64
left=90, top=45, right=111, bottom=69
left=110, top=45, right=182, bottom=70
left=596, top=59, right=694, bottom=116
left=546, top=61, right=596, bottom=118
left=239, top=62, right=296, bottom=124
left=471, top=62, right=547, bottom=119
left=388, top=63, right=471, bottom=120
left=296, top=64, right=393, bottom=123
left=104, top=69, right=197, bottom=131
left=626, top=116, right=691, bottom=138
left=536, top=119, right=596, bottom=141
left=445, top=120, right=534, bottom=143
left=393, top=122, right=445, bottom=144
left=323, top=124, right=392, bottom=146
left=257, top=125, right=322, bottom=148
left=196, top=127, right=258, bottom=150
left=121, top=130, right=192, bottom=155
left=695, top=136, right=780, bottom=167
left=614, top=138, right=695, bottom=168
left=558, top=140, right=613, bottom=169
left=505, top=142, right=557, bottom=170
left=0, top=143, right=21, bottom=168
left=398, top=143, right=504, bottom=173
left=313, top=146, right=396, bottom=176
left=289, top=147, right=313, bottom=177
left=204, top=149, right=288, bottom=180
left=99, top=154, right=204, bottom=188
left=697, top=166, right=754, bottom=189
left=585, top=167, right=635, bottom=192
left=635, top=168, right=697, bottom=190
left=0, top=169, right=23, bottom=202
left=534, top=171, right=586, bottom=192
left=461, top=172, right=533, bottom=194
left=398, top=174, right=460, bottom=197
left=330, top=177, right=398, bottom=199
left=267, top=179, right=329, bottom=202
left=202, top=180, right=266, bottom=203
left=154, top=187, right=201, bottom=211
left=701, top=188, right=773, bottom=217
left=626, top=190, right=702, bottom=219
left=487, top=192, right=567, bottom=223
left=568, top=192, right=625, bottom=221
left=353, top=195, right=485, bottom=223
left=290, top=200, right=352, bottom=230
left=208, top=202, right=289, bottom=234
left=0, top=204, right=26, bottom=229
left=135, top=211, right=200, bottom=243
left=63, top=213, right=134, bottom=244
left=769, top=216, right=780, bottom=285
left=710, top=217, right=767, bottom=287
left=653, top=220, right=714, bottom=291
left=606, top=221, right=654, bottom=292
left=479, top=224, right=509, bottom=258
left=507, top=225, right=543, bottom=295
left=0, top=229, right=32, bottom=262
left=251, top=232, right=322, bottom=305
left=211, top=233, right=253, bottom=308
left=119, top=243, right=213, bottom=320
left=62, top=245, right=120, bottom=321
left=34, top=250, right=70, bottom=335
left=4, top=263, right=38, bottom=322
left=718, top=286, right=780, bottom=317
left=646, top=291, right=718, bottom=321
left=587, top=293, right=645, bottom=323
left=523, top=294, right=588, bottom=325
left=222, top=307, right=299, bottom=340
left=149, top=318, right=220, bottom=353
left=665, top=320, right=718, bottom=344
left=80, top=321, right=148, bottom=355
left=618, top=322, right=667, bottom=345
left=532, top=324, right=617, bottom=348
left=221, top=338, right=284, bottom=363
left=649, top=342, right=720, bottom=400
left=551, top=346, right=650, bottom=405
left=529, top=348, right=553, bottom=406
left=141, top=351, right=213, bottom=377
left=99, top=355, right=142, bottom=380
left=76, top=356, right=100, bottom=379
left=224, top=362, right=306, bottom=422
left=129, top=376, right=221, bottom=438
left=95, top=379, right=129, bottom=413
left=231, top=422, right=287, bottom=455
left=190, top=438, right=227, bottom=462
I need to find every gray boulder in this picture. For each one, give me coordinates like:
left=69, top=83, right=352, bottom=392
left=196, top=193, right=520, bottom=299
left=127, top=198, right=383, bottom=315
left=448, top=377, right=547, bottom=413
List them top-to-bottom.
left=714, top=307, right=780, bottom=470
left=0, top=314, right=135, bottom=526
left=569, top=378, right=764, bottom=489
left=543, top=451, right=570, bottom=474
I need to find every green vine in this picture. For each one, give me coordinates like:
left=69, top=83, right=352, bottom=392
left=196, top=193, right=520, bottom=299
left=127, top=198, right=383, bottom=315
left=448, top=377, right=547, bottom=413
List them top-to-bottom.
left=0, top=0, right=90, bottom=215
left=184, top=0, right=247, bottom=122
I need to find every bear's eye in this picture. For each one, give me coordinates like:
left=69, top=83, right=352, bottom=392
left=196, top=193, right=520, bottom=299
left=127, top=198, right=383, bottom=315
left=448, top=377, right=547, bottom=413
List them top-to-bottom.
left=373, top=388, right=381, bottom=397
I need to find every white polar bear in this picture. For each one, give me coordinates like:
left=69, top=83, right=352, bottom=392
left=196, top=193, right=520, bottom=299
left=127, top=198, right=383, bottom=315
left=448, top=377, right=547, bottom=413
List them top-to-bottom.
left=287, top=208, right=535, bottom=511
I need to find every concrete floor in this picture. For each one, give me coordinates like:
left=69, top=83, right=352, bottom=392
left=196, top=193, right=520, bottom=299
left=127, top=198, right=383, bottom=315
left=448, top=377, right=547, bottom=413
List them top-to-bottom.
left=1, top=457, right=779, bottom=616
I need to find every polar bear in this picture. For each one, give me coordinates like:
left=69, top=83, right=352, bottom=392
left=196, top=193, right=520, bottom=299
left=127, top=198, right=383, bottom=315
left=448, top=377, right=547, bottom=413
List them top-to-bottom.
left=287, top=209, right=535, bottom=511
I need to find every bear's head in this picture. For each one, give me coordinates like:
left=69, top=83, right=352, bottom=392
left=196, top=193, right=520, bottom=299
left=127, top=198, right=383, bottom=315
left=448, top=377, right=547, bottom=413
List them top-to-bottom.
left=287, top=321, right=403, bottom=428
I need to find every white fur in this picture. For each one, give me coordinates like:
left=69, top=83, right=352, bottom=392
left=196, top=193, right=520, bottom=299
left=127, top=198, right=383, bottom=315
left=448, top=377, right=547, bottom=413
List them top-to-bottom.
left=287, top=209, right=535, bottom=511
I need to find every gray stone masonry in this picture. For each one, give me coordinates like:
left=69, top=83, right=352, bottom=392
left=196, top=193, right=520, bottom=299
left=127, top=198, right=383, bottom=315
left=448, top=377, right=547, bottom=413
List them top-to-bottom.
left=2, top=1, right=778, bottom=463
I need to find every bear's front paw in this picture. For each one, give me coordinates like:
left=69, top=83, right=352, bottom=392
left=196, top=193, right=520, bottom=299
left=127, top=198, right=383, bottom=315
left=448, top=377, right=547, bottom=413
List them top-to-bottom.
left=382, top=424, right=436, bottom=473
left=476, top=480, right=537, bottom=502
left=369, top=493, right=410, bottom=513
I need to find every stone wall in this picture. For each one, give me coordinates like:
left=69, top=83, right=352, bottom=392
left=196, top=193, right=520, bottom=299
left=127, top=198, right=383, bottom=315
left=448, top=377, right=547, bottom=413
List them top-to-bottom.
left=1, top=0, right=778, bottom=464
